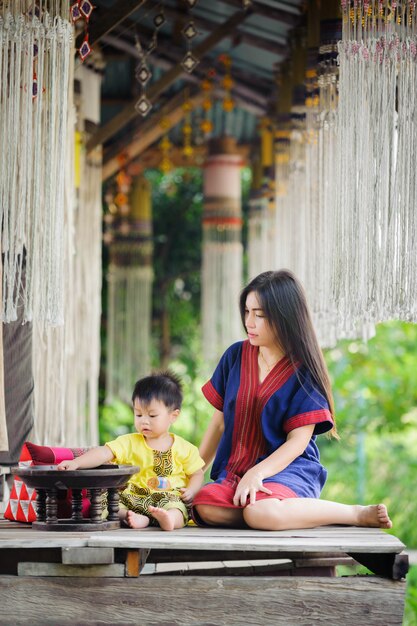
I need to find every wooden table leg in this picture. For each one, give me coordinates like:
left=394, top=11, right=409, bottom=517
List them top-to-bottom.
left=89, top=488, right=102, bottom=524
left=107, top=488, right=120, bottom=521
left=35, top=489, right=46, bottom=522
left=45, top=489, right=58, bottom=524
left=71, top=489, right=83, bottom=521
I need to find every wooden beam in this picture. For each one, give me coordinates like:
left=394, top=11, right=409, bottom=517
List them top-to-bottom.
left=75, top=0, right=148, bottom=51
left=220, top=0, right=301, bottom=25
left=155, top=4, right=288, bottom=55
left=88, top=7, right=253, bottom=152
left=111, top=21, right=275, bottom=91
left=102, top=89, right=206, bottom=181
left=127, top=142, right=250, bottom=172
left=348, top=552, right=409, bottom=580
left=1, top=576, right=406, bottom=625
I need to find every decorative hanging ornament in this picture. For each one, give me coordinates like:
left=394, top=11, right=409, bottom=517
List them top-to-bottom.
left=79, top=0, right=94, bottom=20
left=71, top=1, right=95, bottom=62
left=71, top=2, right=82, bottom=22
left=134, top=7, right=165, bottom=117
left=153, top=10, right=166, bottom=28
left=181, top=18, right=199, bottom=73
left=79, top=34, right=92, bottom=62
left=219, top=54, right=234, bottom=112
left=200, top=69, right=215, bottom=136
left=32, top=72, right=38, bottom=100
left=182, top=94, right=194, bottom=159
left=158, top=118, right=174, bottom=173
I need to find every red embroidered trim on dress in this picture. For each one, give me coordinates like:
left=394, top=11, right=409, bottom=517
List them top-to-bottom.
left=226, top=342, right=297, bottom=478
left=202, top=380, right=223, bottom=411
left=284, top=409, right=333, bottom=433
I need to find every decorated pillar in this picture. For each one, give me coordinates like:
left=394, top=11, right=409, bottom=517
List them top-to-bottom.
left=202, top=137, right=243, bottom=365
left=105, top=176, right=153, bottom=404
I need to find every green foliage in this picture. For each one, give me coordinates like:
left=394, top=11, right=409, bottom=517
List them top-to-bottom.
left=146, top=168, right=203, bottom=353
left=320, top=321, right=417, bottom=549
left=325, top=321, right=417, bottom=434
left=99, top=400, right=133, bottom=444
left=405, top=566, right=417, bottom=625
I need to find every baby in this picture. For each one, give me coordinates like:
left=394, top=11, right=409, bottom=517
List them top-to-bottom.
left=58, top=371, right=205, bottom=531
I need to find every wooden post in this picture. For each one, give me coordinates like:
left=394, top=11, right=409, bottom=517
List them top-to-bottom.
left=125, top=549, right=150, bottom=577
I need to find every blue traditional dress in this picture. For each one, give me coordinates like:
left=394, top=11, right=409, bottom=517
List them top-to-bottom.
left=192, top=340, right=334, bottom=515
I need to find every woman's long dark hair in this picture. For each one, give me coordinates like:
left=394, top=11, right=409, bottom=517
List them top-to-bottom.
left=239, top=269, right=338, bottom=438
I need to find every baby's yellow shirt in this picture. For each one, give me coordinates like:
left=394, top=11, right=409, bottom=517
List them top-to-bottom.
left=105, top=433, right=204, bottom=496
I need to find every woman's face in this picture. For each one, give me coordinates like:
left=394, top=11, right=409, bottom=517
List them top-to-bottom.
left=244, top=291, right=277, bottom=349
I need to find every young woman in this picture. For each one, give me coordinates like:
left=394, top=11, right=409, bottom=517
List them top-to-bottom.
left=192, top=270, right=392, bottom=531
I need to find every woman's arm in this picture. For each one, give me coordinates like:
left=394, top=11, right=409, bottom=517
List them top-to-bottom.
left=198, top=409, right=224, bottom=471
left=233, top=424, right=315, bottom=506
left=57, top=445, right=115, bottom=471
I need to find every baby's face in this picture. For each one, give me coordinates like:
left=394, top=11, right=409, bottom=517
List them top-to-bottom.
left=133, top=398, right=178, bottom=439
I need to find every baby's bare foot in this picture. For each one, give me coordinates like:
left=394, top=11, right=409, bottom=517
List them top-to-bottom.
left=356, top=504, right=392, bottom=529
left=148, top=505, right=176, bottom=531
left=126, top=510, right=150, bottom=529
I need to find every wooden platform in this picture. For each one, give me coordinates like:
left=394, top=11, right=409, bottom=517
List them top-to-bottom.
left=0, top=519, right=409, bottom=625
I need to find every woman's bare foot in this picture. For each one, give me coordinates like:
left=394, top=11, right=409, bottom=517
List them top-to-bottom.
left=356, top=504, right=392, bottom=528
left=148, top=505, right=184, bottom=531
left=126, top=510, right=150, bottom=529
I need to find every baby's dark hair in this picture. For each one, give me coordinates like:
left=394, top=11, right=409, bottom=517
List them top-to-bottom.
left=131, top=370, right=183, bottom=410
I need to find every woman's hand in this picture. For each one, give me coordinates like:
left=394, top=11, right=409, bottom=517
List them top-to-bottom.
left=233, top=469, right=272, bottom=506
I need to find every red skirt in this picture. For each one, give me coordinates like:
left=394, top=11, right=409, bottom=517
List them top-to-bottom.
left=192, top=480, right=298, bottom=526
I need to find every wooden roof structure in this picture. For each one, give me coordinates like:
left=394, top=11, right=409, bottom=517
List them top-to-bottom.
left=79, top=0, right=305, bottom=180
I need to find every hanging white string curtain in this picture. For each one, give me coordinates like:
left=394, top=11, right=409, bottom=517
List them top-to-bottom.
left=0, top=0, right=72, bottom=324
left=336, top=0, right=417, bottom=334
left=306, top=19, right=341, bottom=346
left=31, top=60, right=102, bottom=447
left=105, top=176, right=154, bottom=404
left=248, top=195, right=271, bottom=279
left=106, top=265, right=153, bottom=404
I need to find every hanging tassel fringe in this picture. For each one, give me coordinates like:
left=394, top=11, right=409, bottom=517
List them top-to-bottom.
left=0, top=1, right=72, bottom=324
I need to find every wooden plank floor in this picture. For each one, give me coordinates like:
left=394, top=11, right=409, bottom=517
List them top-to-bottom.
left=0, top=518, right=405, bottom=554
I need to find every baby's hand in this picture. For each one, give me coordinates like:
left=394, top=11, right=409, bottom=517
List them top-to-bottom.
left=57, top=460, right=79, bottom=471
left=179, top=487, right=196, bottom=504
